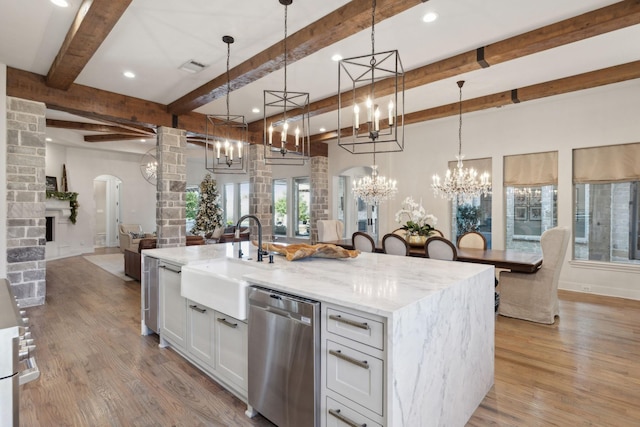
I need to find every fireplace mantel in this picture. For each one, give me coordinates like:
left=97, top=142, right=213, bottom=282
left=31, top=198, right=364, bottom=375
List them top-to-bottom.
left=45, top=199, right=72, bottom=217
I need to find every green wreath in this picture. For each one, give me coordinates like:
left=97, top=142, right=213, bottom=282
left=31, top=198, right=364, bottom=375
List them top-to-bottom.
left=46, top=191, right=79, bottom=224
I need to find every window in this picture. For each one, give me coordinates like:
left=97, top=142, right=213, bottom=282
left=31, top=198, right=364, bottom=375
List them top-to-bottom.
left=573, top=143, right=640, bottom=264
left=504, top=152, right=558, bottom=253
left=449, top=158, right=493, bottom=248
left=294, top=177, right=310, bottom=237
left=273, top=179, right=287, bottom=236
left=239, top=182, right=250, bottom=218
left=224, top=183, right=235, bottom=225
left=186, top=185, right=200, bottom=233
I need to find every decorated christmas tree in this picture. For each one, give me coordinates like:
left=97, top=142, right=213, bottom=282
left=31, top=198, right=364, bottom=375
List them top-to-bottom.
left=190, top=173, right=224, bottom=237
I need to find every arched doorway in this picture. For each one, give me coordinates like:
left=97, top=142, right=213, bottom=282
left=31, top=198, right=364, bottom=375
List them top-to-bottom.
left=93, top=175, right=122, bottom=248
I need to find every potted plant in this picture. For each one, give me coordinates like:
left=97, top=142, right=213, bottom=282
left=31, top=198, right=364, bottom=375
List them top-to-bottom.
left=395, top=197, right=437, bottom=246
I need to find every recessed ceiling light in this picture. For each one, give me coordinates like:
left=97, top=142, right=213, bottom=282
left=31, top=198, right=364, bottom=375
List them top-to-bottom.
left=50, top=0, right=69, bottom=7
left=422, top=12, right=438, bottom=23
left=331, top=54, right=343, bottom=62
left=123, top=71, right=135, bottom=79
left=252, top=108, right=260, bottom=113
left=319, top=127, right=326, bottom=132
left=45, top=137, right=52, bottom=142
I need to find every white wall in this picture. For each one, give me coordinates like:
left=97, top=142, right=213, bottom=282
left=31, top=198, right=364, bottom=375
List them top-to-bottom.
left=0, top=63, right=7, bottom=278
left=329, top=80, right=640, bottom=300
left=45, top=140, right=156, bottom=256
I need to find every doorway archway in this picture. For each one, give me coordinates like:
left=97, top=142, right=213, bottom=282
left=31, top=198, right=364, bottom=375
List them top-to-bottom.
left=93, top=175, right=122, bottom=248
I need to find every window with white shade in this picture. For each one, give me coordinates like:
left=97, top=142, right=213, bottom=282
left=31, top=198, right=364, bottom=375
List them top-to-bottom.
left=573, top=143, right=640, bottom=264
left=504, top=151, right=558, bottom=253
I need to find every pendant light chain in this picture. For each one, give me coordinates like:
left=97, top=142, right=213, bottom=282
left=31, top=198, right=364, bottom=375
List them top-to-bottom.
left=371, top=0, right=376, bottom=57
left=283, top=3, right=288, bottom=97
left=226, top=40, right=231, bottom=120
left=458, top=81, right=463, bottom=160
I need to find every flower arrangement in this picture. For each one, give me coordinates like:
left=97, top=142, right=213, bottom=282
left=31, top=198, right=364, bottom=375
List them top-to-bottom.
left=395, top=196, right=437, bottom=237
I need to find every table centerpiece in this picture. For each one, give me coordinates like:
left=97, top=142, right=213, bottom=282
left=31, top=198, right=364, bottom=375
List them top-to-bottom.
left=395, top=196, right=437, bottom=246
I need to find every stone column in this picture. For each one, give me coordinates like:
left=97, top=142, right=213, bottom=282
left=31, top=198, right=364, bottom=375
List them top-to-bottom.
left=6, top=97, right=46, bottom=307
left=156, top=126, right=186, bottom=248
left=249, top=144, right=272, bottom=240
left=310, top=156, right=329, bottom=243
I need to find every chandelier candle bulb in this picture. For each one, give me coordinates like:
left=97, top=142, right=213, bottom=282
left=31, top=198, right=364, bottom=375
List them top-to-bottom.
left=388, top=100, right=394, bottom=126
left=354, top=104, right=360, bottom=129
left=375, top=107, right=380, bottom=131
left=282, top=122, right=288, bottom=144
left=268, top=124, right=273, bottom=145
left=295, top=127, right=300, bottom=147
left=216, top=141, right=221, bottom=159
left=237, top=141, right=242, bottom=159
left=229, top=145, right=234, bottom=161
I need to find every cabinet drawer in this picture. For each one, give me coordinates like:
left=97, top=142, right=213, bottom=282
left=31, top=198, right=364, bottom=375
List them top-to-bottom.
left=327, top=308, right=384, bottom=350
left=326, top=341, right=383, bottom=415
left=326, top=397, right=382, bottom=427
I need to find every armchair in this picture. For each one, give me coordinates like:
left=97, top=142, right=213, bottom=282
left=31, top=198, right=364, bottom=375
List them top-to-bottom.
left=119, top=224, right=152, bottom=252
left=498, top=227, right=570, bottom=324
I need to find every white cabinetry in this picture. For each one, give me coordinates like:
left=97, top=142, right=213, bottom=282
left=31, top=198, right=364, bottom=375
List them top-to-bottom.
left=159, top=262, right=186, bottom=350
left=187, top=301, right=215, bottom=368
left=323, top=306, right=386, bottom=427
left=214, top=313, right=248, bottom=392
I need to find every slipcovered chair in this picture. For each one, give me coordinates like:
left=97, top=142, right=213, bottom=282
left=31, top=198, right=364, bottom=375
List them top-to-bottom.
left=317, top=220, right=344, bottom=242
left=119, top=224, right=151, bottom=252
left=498, top=227, right=570, bottom=324
left=457, top=231, right=487, bottom=249
left=352, top=232, right=375, bottom=253
left=382, top=233, right=410, bottom=256
left=424, top=236, right=457, bottom=261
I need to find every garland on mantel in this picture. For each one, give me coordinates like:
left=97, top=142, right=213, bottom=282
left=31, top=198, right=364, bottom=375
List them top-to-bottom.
left=46, top=191, right=79, bottom=224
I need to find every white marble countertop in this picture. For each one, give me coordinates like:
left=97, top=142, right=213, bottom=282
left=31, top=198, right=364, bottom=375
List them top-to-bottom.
left=142, top=241, right=492, bottom=317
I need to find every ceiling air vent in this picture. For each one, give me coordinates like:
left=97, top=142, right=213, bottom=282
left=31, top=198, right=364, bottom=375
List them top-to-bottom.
left=179, top=60, right=208, bottom=73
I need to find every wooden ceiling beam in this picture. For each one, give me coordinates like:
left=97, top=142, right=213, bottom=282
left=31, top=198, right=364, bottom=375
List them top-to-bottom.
left=46, top=0, right=132, bottom=90
left=167, top=0, right=425, bottom=115
left=298, top=0, right=640, bottom=126
left=311, top=60, right=640, bottom=144
left=46, top=119, right=153, bottom=136
left=84, top=134, right=148, bottom=143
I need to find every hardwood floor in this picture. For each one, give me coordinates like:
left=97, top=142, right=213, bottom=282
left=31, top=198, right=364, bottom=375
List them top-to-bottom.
left=20, top=250, right=640, bottom=426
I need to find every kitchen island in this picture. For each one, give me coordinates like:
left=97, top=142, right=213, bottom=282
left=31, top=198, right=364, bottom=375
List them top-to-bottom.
left=141, top=241, right=494, bottom=427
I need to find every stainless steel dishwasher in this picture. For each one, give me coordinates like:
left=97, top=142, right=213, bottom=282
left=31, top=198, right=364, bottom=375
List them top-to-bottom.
left=248, top=286, right=320, bottom=427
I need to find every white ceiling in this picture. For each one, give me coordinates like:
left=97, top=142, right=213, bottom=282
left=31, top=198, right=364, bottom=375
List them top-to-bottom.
left=1, top=0, right=638, bottom=155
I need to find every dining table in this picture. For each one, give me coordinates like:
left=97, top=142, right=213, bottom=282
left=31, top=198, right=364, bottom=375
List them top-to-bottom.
left=321, top=239, right=543, bottom=274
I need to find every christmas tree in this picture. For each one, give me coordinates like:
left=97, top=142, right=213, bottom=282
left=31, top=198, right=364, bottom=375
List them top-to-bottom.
left=190, top=173, right=224, bottom=237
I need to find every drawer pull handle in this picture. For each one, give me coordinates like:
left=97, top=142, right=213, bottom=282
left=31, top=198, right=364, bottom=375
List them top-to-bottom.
left=160, top=265, right=181, bottom=274
left=189, top=304, right=206, bottom=313
left=329, top=314, right=370, bottom=330
left=217, top=318, right=238, bottom=328
left=329, top=349, right=369, bottom=370
left=328, top=409, right=367, bottom=427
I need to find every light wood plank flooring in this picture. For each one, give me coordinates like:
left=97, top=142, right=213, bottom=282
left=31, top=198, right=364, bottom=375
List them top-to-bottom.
left=19, top=250, right=640, bottom=426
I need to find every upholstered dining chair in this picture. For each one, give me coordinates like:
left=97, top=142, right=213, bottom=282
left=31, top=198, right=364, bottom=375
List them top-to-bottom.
left=317, top=220, right=344, bottom=242
left=498, top=226, right=570, bottom=324
left=430, top=229, right=445, bottom=238
left=457, top=231, right=487, bottom=250
left=352, top=232, right=376, bottom=253
left=382, top=233, right=410, bottom=256
left=424, top=236, right=458, bottom=261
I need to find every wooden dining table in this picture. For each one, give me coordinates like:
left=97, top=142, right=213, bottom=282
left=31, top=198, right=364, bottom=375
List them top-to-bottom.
left=321, top=239, right=543, bottom=274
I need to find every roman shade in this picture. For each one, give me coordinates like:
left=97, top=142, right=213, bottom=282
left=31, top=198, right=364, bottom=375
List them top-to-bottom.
left=573, top=142, right=640, bottom=183
left=503, top=151, right=558, bottom=186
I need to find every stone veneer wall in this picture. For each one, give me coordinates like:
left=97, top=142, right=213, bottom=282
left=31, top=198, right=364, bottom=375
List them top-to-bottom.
left=6, top=98, right=46, bottom=306
left=156, top=127, right=187, bottom=248
left=248, top=145, right=272, bottom=239
left=310, top=156, right=329, bottom=243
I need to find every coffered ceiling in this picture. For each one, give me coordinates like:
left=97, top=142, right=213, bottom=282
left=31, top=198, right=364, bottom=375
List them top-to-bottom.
left=1, top=0, right=639, bottom=156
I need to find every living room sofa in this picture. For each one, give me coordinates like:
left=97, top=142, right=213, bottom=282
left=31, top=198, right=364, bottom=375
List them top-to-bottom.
left=124, top=236, right=205, bottom=281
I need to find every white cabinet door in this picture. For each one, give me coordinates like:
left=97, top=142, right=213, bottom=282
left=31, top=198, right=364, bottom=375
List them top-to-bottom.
left=159, top=263, right=186, bottom=350
left=187, top=301, right=214, bottom=368
left=214, top=312, right=248, bottom=391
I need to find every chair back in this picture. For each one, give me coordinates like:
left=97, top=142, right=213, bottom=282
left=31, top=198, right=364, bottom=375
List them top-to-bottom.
left=317, top=220, right=344, bottom=242
left=119, top=224, right=142, bottom=235
left=540, top=227, right=570, bottom=279
left=430, top=229, right=444, bottom=237
left=457, top=231, right=487, bottom=249
left=352, top=232, right=375, bottom=253
left=382, top=233, right=409, bottom=256
left=425, top=236, right=457, bottom=261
